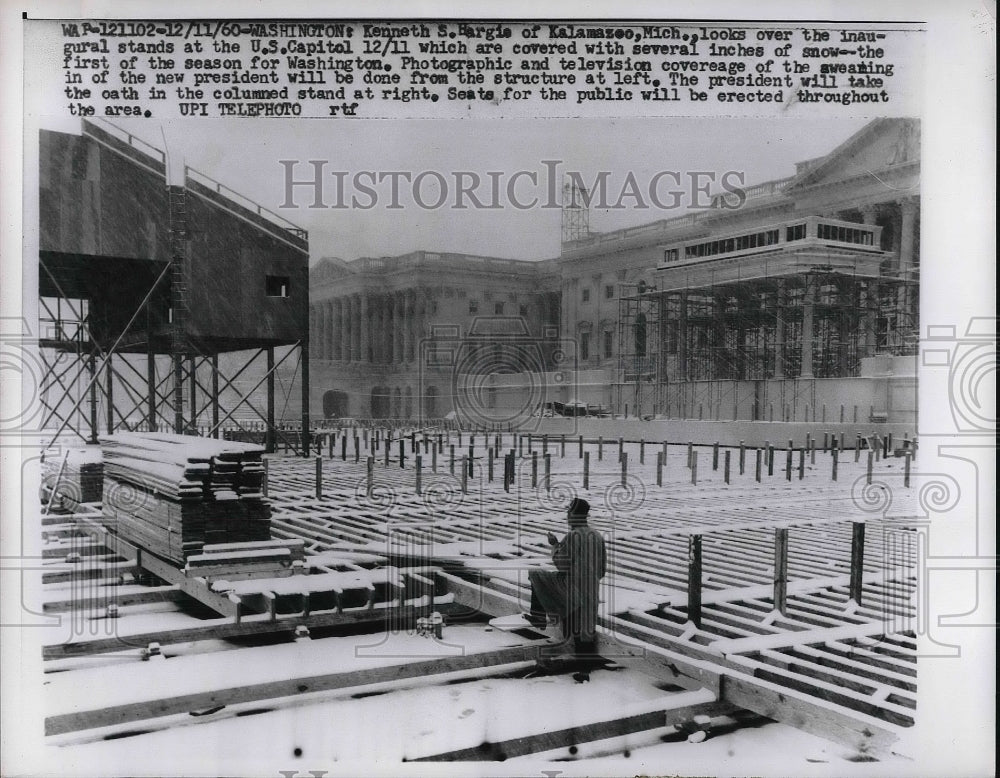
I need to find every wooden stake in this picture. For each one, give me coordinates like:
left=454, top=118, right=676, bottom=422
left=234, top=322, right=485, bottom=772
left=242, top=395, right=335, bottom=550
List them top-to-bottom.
left=724, top=450, right=731, bottom=484
left=583, top=451, right=590, bottom=490
left=621, top=451, right=628, bottom=488
left=690, top=451, right=698, bottom=485
left=656, top=452, right=663, bottom=486
left=315, top=456, right=323, bottom=499
left=850, top=522, right=866, bottom=603
left=774, top=527, right=788, bottom=615
left=687, top=534, right=702, bottom=627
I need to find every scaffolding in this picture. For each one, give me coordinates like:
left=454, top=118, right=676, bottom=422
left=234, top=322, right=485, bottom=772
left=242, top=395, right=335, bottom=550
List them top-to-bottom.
left=37, top=120, right=311, bottom=452
left=614, top=264, right=918, bottom=421
left=614, top=282, right=662, bottom=419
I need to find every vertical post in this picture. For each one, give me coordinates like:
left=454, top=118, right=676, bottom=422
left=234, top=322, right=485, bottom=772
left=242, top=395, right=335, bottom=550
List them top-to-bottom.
left=300, top=337, right=311, bottom=457
left=146, top=349, right=156, bottom=433
left=85, top=353, right=100, bottom=442
left=172, top=353, right=184, bottom=435
left=105, top=355, right=115, bottom=435
left=188, top=355, right=197, bottom=436
left=341, top=434, right=347, bottom=462
left=542, top=434, right=547, bottom=455
left=561, top=434, right=566, bottom=457
left=855, top=434, right=862, bottom=462
left=578, top=435, right=584, bottom=458
left=355, top=436, right=360, bottom=463
left=598, top=436, right=604, bottom=461
left=384, top=437, right=390, bottom=468
left=617, top=437, right=624, bottom=462
left=399, top=438, right=405, bottom=468
left=640, top=439, right=645, bottom=464
left=739, top=441, right=745, bottom=474
left=687, top=442, right=693, bottom=468
left=432, top=443, right=437, bottom=473
left=449, top=445, right=455, bottom=475
left=767, top=445, right=775, bottom=477
left=785, top=447, right=792, bottom=481
left=488, top=448, right=494, bottom=482
left=798, top=448, right=805, bottom=480
left=832, top=448, right=839, bottom=481
left=755, top=449, right=762, bottom=482
left=724, top=450, right=731, bottom=484
left=531, top=451, right=538, bottom=488
left=583, top=451, right=590, bottom=490
left=621, top=451, right=628, bottom=488
left=690, top=451, right=698, bottom=485
left=866, top=451, right=874, bottom=485
left=656, top=452, right=663, bottom=486
left=904, top=452, right=911, bottom=487
left=503, top=453, right=510, bottom=492
left=544, top=453, right=551, bottom=492
left=415, top=455, right=423, bottom=494
left=315, top=456, right=323, bottom=499
left=366, top=456, right=374, bottom=497
left=461, top=456, right=468, bottom=494
left=262, top=458, right=269, bottom=498
left=850, top=522, right=866, bottom=603
left=774, top=528, right=788, bottom=616
left=687, top=534, right=702, bottom=627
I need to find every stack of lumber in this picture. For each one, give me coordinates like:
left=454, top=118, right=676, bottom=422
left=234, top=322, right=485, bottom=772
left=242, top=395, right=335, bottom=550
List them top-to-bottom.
left=99, top=433, right=271, bottom=564
left=41, top=446, right=103, bottom=505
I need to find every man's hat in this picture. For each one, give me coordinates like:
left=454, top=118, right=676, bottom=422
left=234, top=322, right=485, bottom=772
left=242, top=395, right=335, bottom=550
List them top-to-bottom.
left=567, top=498, right=590, bottom=518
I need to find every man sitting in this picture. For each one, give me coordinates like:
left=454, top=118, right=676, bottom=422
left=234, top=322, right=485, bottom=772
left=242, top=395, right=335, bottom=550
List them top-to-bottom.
left=527, top=497, right=607, bottom=653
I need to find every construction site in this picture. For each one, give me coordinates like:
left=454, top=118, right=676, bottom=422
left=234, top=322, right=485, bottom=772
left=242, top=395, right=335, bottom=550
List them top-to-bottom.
left=29, top=118, right=926, bottom=772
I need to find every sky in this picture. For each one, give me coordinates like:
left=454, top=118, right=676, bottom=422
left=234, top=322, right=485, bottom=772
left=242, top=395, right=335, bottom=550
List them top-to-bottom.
left=40, top=115, right=873, bottom=264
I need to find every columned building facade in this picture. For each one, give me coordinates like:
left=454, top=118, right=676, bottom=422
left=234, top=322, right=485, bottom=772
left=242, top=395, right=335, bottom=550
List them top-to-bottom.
left=307, top=118, right=920, bottom=426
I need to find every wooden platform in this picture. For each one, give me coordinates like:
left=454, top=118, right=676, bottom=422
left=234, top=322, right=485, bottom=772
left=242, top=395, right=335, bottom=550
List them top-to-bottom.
left=38, top=431, right=921, bottom=762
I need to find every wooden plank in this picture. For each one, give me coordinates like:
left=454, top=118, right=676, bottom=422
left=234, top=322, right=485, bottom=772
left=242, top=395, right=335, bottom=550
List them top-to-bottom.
left=42, top=597, right=459, bottom=659
left=710, top=620, right=912, bottom=656
left=45, top=642, right=549, bottom=735
left=412, top=689, right=728, bottom=761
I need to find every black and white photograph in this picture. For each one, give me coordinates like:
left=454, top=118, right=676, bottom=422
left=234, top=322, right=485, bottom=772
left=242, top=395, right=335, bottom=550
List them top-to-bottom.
left=1, top=4, right=995, bottom=777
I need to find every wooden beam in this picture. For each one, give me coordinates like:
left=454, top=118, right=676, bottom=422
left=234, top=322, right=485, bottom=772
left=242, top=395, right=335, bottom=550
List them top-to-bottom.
left=45, top=643, right=545, bottom=736
left=412, top=690, right=728, bottom=762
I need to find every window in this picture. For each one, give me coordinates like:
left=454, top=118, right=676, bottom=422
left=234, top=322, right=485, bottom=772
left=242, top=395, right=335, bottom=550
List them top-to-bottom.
left=265, top=275, right=290, bottom=297
left=605, top=285, right=615, bottom=299
left=582, top=288, right=591, bottom=303
left=469, top=300, right=479, bottom=314
left=494, top=302, right=504, bottom=315
left=603, top=330, right=613, bottom=359
left=580, top=332, right=590, bottom=361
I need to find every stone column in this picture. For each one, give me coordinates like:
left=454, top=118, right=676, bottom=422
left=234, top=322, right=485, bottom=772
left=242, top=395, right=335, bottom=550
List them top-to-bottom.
left=899, top=198, right=917, bottom=275
left=800, top=280, right=815, bottom=378
left=402, top=292, right=412, bottom=362
left=394, top=293, right=404, bottom=363
left=359, top=294, right=369, bottom=363
left=341, top=297, right=351, bottom=363
left=332, top=299, right=342, bottom=361
left=324, top=301, right=334, bottom=360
